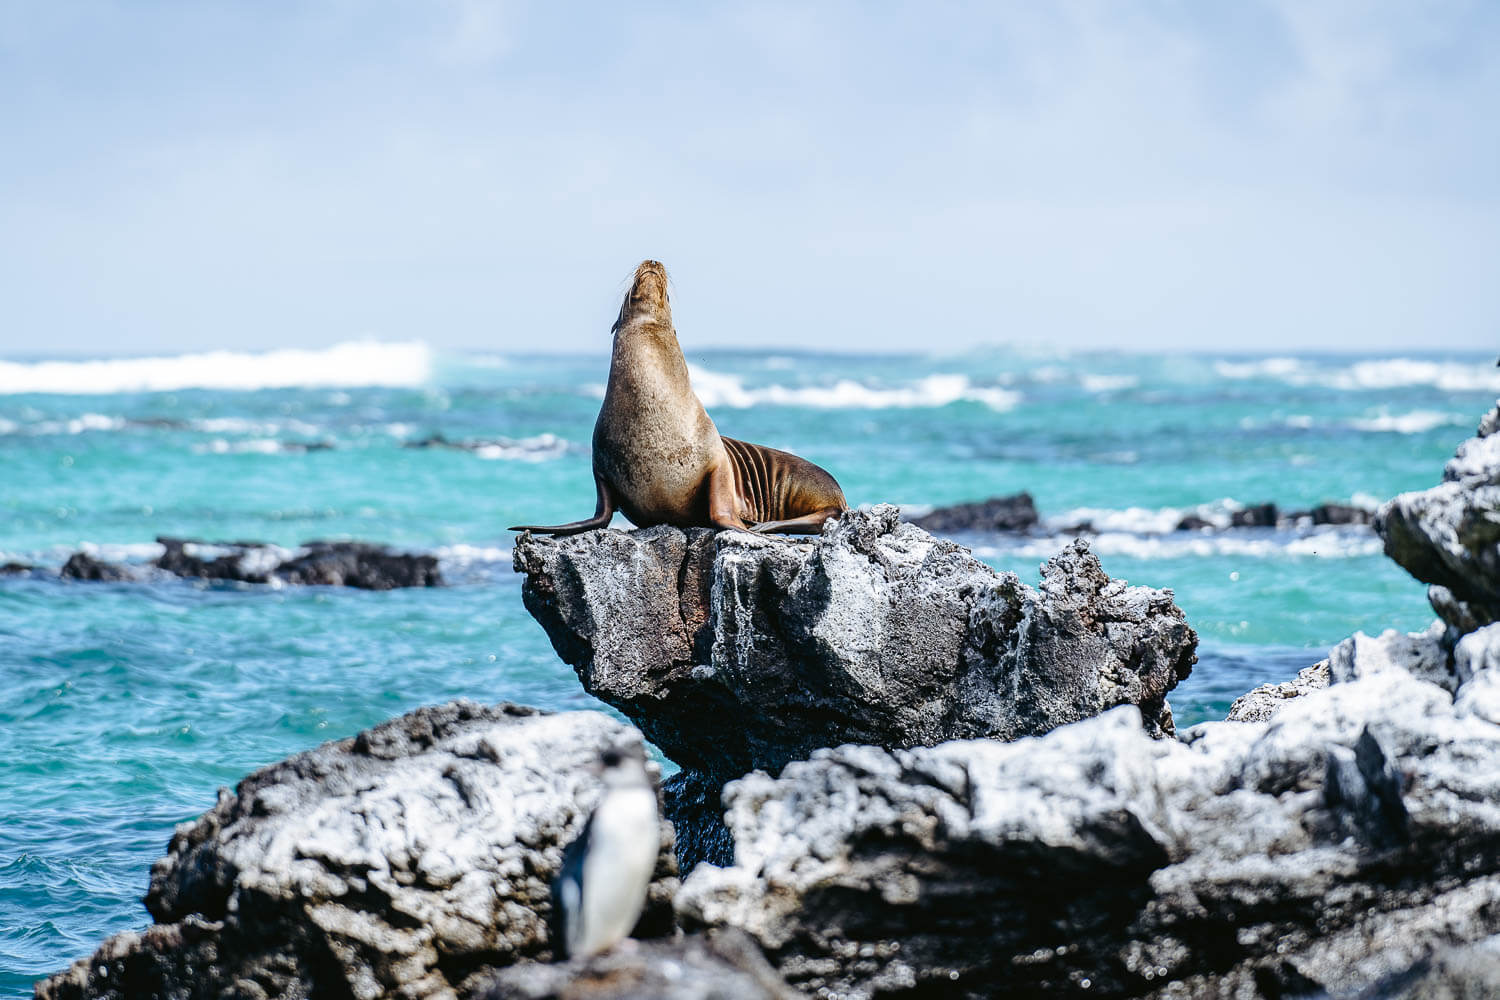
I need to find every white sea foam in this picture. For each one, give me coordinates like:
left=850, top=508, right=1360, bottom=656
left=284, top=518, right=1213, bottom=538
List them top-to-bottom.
left=0, top=341, right=432, bottom=395
left=1214, top=357, right=1500, bottom=393
left=688, top=365, right=1020, bottom=411
left=1079, top=374, right=1139, bottom=393
left=1348, top=410, right=1467, bottom=434
left=26, top=413, right=128, bottom=435
left=189, top=417, right=324, bottom=437
left=0, top=418, right=19, bottom=434
left=471, top=434, right=572, bottom=462
left=194, top=438, right=288, bottom=455
left=1046, top=503, right=1224, bottom=535
left=975, top=526, right=1382, bottom=562
left=72, top=541, right=167, bottom=562
left=433, top=543, right=513, bottom=564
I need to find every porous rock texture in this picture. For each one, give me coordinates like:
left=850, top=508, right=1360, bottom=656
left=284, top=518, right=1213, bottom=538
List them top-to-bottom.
left=1378, top=398, right=1500, bottom=634
left=513, top=505, right=1197, bottom=779
left=675, top=665, right=1500, bottom=999
left=36, top=702, right=679, bottom=1000
left=473, top=930, right=796, bottom=1000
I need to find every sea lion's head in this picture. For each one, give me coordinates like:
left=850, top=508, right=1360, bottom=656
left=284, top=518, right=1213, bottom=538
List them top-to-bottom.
left=613, top=260, right=672, bottom=333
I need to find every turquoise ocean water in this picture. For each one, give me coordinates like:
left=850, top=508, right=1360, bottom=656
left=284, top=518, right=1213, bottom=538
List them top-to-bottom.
left=1, top=343, right=1494, bottom=993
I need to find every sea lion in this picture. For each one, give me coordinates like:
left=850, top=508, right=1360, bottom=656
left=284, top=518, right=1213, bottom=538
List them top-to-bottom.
left=510, top=260, right=847, bottom=536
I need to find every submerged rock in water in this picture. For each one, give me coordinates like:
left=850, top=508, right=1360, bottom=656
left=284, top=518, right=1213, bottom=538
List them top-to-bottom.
left=1378, top=399, right=1500, bottom=635
left=908, top=492, right=1040, bottom=534
left=1230, top=502, right=1279, bottom=527
left=514, top=505, right=1197, bottom=779
left=54, top=537, right=441, bottom=589
left=59, top=552, right=138, bottom=582
left=675, top=666, right=1500, bottom=999
left=37, top=702, right=679, bottom=1000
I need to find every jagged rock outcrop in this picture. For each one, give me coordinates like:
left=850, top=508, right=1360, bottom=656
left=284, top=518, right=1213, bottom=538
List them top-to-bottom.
left=1378, top=399, right=1500, bottom=635
left=908, top=492, right=1040, bottom=534
left=514, top=505, right=1197, bottom=779
left=1226, top=660, right=1329, bottom=722
left=675, top=666, right=1500, bottom=999
left=37, top=702, right=679, bottom=1000
left=473, top=930, right=795, bottom=1000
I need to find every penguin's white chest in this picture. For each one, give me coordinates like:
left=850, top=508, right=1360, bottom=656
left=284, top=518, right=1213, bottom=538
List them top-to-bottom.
left=571, top=786, right=659, bottom=957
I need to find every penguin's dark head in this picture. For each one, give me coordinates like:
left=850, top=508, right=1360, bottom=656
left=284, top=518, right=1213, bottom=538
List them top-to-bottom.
left=594, top=742, right=651, bottom=788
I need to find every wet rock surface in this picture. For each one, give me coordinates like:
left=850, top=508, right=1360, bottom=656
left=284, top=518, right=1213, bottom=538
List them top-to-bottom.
left=1378, top=399, right=1500, bottom=634
left=514, top=505, right=1197, bottom=778
left=675, top=668, right=1500, bottom=999
left=36, top=702, right=680, bottom=1000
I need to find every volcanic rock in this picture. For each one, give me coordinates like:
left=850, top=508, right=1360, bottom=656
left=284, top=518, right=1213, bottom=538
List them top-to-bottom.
left=1377, top=399, right=1500, bottom=635
left=908, top=492, right=1040, bottom=534
left=1230, top=502, right=1279, bottom=527
left=1308, top=503, right=1375, bottom=526
left=513, top=505, right=1197, bottom=779
left=59, top=552, right=137, bottom=582
left=1226, top=660, right=1330, bottom=722
left=675, top=667, right=1500, bottom=999
left=36, top=702, right=679, bottom=1000
left=472, top=930, right=795, bottom=1000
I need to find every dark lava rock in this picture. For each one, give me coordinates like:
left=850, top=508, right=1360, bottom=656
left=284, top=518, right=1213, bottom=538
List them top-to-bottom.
left=1378, top=400, right=1500, bottom=637
left=909, top=491, right=1040, bottom=534
left=1230, top=502, right=1279, bottom=527
left=1309, top=502, right=1375, bottom=526
left=514, top=505, right=1196, bottom=779
left=1175, top=514, right=1215, bottom=532
left=152, top=537, right=440, bottom=590
left=276, top=541, right=441, bottom=589
left=59, top=552, right=137, bottom=582
left=0, top=561, right=34, bottom=575
left=676, top=668, right=1500, bottom=1000
left=37, top=702, right=679, bottom=1000
left=663, top=770, right=735, bottom=875
left=473, top=930, right=795, bottom=1000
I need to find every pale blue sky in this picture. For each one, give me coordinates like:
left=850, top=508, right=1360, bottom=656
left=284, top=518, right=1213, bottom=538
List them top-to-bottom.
left=2, top=1, right=1496, bottom=355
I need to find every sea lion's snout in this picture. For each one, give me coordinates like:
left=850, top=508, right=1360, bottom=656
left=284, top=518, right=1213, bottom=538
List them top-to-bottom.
left=615, top=260, right=672, bottom=332
left=632, top=260, right=668, bottom=301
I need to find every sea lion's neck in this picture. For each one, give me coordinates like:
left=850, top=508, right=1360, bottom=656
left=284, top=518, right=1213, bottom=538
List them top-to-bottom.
left=605, top=324, right=695, bottom=401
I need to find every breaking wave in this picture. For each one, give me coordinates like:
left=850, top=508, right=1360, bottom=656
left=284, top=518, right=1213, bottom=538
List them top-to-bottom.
left=0, top=341, right=432, bottom=395
left=1213, top=357, right=1500, bottom=393
left=687, top=365, right=1020, bottom=411
left=975, top=526, right=1383, bottom=562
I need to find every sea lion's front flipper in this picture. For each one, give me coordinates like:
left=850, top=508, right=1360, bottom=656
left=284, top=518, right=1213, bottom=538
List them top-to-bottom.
left=705, top=458, right=752, bottom=532
left=509, top=473, right=617, bottom=536
left=751, top=508, right=843, bottom=535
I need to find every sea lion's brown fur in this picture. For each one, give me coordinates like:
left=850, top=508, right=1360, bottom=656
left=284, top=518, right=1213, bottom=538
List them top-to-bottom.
left=510, top=260, right=847, bottom=536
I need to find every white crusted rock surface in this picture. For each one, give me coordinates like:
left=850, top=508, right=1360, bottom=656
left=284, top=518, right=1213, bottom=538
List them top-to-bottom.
left=676, top=672, right=1500, bottom=999
left=37, top=702, right=679, bottom=1000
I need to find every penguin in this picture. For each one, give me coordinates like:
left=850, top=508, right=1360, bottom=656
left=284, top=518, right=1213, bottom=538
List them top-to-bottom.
left=551, top=743, right=660, bottom=959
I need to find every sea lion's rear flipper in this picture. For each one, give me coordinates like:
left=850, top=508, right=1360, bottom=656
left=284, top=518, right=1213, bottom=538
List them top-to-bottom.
left=509, top=474, right=616, bottom=536
left=751, top=508, right=843, bottom=535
